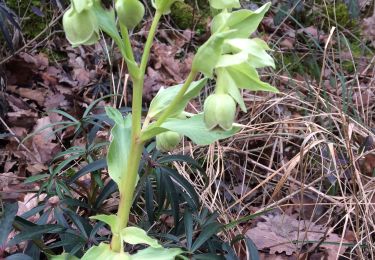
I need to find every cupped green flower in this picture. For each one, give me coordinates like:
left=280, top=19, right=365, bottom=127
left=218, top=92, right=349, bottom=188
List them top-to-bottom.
left=115, top=0, right=145, bottom=30
left=63, top=6, right=99, bottom=47
left=203, top=93, right=236, bottom=131
left=156, top=131, right=182, bottom=152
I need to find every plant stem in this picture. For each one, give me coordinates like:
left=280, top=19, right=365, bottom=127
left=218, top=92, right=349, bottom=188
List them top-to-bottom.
left=110, top=11, right=163, bottom=252
left=153, top=70, right=198, bottom=128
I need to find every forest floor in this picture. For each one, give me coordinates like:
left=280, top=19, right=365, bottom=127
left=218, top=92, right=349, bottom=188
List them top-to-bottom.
left=1, top=0, right=375, bottom=259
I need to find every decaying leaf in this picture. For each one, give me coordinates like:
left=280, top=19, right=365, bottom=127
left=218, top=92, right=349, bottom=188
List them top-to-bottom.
left=246, top=213, right=347, bottom=256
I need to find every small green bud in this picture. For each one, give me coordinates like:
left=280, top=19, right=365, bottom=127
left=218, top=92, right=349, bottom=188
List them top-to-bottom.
left=72, top=0, right=93, bottom=13
left=115, top=0, right=145, bottom=30
left=152, top=0, right=183, bottom=14
left=63, top=6, right=100, bottom=46
left=203, top=93, right=236, bottom=131
left=156, top=131, right=182, bottom=152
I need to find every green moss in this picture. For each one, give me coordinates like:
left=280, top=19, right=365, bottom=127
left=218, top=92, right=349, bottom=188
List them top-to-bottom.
left=6, top=0, right=51, bottom=39
left=170, top=1, right=209, bottom=30
left=325, top=3, right=358, bottom=32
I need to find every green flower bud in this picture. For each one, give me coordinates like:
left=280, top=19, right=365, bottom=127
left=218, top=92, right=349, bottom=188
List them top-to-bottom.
left=72, top=0, right=93, bottom=13
left=115, top=0, right=145, bottom=30
left=152, top=0, right=183, bottom=15
left=63, top=6, right=100, bottom=47
left=203, top=93, right=236, bottom=131
left=156, top=131, right=182, bottom=152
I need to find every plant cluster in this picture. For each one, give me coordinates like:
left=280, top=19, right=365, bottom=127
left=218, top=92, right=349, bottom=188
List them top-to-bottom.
left=3, top=0, right=279, bottom=259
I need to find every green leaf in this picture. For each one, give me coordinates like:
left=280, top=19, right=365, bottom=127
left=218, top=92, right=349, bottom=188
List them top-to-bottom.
left=209, top=0, right=241, bottom=9
left=211, top=3, right=271, bottom=38
left=226, top=3, right=271, bottom=38
left=192, top=31, right=234, bottom=78
left=224, top=38, right=275, bottom=69
left=216, top=51, right=249, bottom=68
left=225, top=62, right=279, bottom=93
left=147, top=78, right=207, bottom=119
left=105, top=107, right=126, bottom=126
left=106, top=110, right=132, bottom=186
left=142, top=114, right=239, bottom=145
left=23, top=174, right=50, bottom=184
left=0, top=203, right=18, bottom=246
left=184, top=209, right=193, bottom=250
left=90, top=214, right=118, bottom=234
left=191, top=222, right=222, bottom=252
left=8, top=224, right=66, bottom=247
left=121, top=226, right=161, bottom=248
left=82, top=243, right=130, bottom=260
left=130, top=247, right=183, bottom=260
left=47, top=253, right=79, bottom=260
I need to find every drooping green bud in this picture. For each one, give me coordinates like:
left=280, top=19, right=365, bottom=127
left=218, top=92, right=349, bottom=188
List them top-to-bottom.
left=72, top=0, right=93, bottom=13
left=115, top=0, right=145, bottom=30
left=152, top=0, right=183, bottom=14
left=63, top=6, right=100, bottom=47
left=203, top=93, right=236, bottom=131
left=156, top=131, right=182, bottom=152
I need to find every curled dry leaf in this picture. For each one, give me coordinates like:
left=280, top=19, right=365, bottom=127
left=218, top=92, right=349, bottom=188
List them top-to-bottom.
left=246, top=213, right=347, bottom=256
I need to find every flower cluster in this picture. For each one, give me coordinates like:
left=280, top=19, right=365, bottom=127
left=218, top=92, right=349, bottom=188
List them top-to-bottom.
left=192, top=0, right=278, bottom=131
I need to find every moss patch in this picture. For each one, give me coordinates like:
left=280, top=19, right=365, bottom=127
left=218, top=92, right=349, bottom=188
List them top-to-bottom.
left=6, top=0, right=51, bottom=39
left=170, top=1, right=210, bottom=30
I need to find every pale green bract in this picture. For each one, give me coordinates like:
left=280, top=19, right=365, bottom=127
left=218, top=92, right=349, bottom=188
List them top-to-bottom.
left=151, top=0, right=183, bottom=14
left=209, top=0, right=240, bottom=9
left=218, top=3, right=271, bottom=38
left=192, top=30, right=234, bottom=78
left=147, top=78, right=207, bottom=119
left=105, top=107, right=131, bottom=186
left=142, top=114, right=240, bottom=145
left=90, top=214, right=118, bottom=234
left=121, top=227, right=161, bottom=248
left=82, top=243, right=130, bottom=260
left=48, top=253, right=79, bottom=260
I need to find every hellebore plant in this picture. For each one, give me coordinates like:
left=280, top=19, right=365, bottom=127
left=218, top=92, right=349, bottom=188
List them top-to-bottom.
left=61, top=0, right=278, bottom=258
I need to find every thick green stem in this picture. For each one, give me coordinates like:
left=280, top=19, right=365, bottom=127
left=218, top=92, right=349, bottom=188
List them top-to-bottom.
left=110, top=11, right=163, bottom=252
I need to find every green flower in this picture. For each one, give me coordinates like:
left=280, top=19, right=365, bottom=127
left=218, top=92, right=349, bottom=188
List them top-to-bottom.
left=115, top=0, right=145, bottom=30
left=62, top=5, right=99, bottom=46
left=203, top=93, right=236, bottom=131
left=156, top=131, right=182, bottom=152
